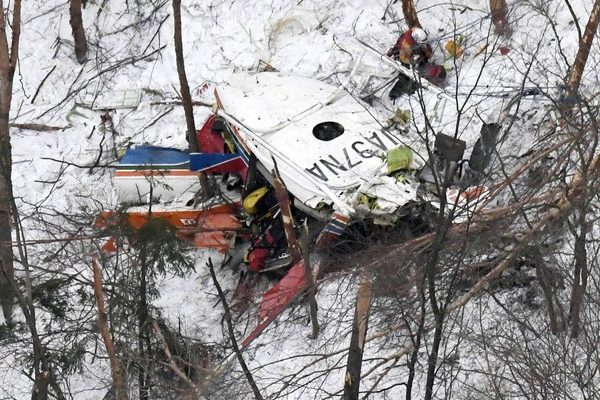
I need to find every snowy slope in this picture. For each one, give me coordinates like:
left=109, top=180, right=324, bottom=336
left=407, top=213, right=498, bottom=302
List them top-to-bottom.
left=1, top=0, right=596, bottom=399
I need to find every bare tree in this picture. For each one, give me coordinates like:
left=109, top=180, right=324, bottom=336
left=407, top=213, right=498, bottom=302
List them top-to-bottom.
left=0, top=0, right=21, bottom=325
left=69, top=0, right=88, bottom=63
left=172, top=0, right=199, bottom=152
left=401, top=0, right=421, bottom=28
left=490, top=0, right=510, bottom=36
left=565, top=0, right=600, bottom=98
left=273, top=165, right=320, bottom=338
left=300, top=221, right=320, bottom=339
left=207, top=258, right=265, bottom=400
left=93, top=259, right=128, bottom=400
left=343, top=281, right=372, bottom=400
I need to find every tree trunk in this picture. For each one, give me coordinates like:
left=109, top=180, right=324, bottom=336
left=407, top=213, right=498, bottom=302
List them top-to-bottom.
left=0, top=0, right=22, bottom=326
left=69, top=0, right=87, bottom=64
left=172, top=0, right=199, bottom=152
left=172, top=0, right=213, bottom=197
left=401, top=0, right=421, bottom=28
left=490, top=0, right=510, bottom=36
left=566, top=0, right=600, bottom=98
left=0, top=129, right=14, bottom=323
left=271, top=166, right=302, bottom=263
left=272, top=166, right=320, bottom=338
left=423, top=207, right=451, bottom=400
left=569, top=211, right=588, bottom=338
left=300, top=221, right=319, bottom=339
left=137, top=249, right=149, bottom=400
left=207, top=259, right=264, bottom=400
left=92, top=260, right=129, bottom=400
left=536, top=263, right=562, bottom=334
left=405, top=274, right=427, bottom=400
left=343, top=281, right=372, bottom=400
left=31, top=372, right=49, bottom=400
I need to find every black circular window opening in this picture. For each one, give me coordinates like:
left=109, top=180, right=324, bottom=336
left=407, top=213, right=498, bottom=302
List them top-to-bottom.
left=313, top=121, right=344, bottom=141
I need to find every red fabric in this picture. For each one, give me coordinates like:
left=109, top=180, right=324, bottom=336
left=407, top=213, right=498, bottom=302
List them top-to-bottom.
left=388, top=30, right=432, bottom=65
left=388, top=30, right=415, bottom=58
left=399, top=30, right=417, bottom=47
left=421, top=63, right=447, bottom=85
left=197, top=115, right=226, bottom=153
left=248, top=248, right=271, bottom=272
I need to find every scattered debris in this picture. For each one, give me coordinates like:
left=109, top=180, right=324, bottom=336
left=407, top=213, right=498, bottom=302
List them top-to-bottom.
left=98, top=46, right=500, bottom=346
left=91, top=89, right=143, bottom=110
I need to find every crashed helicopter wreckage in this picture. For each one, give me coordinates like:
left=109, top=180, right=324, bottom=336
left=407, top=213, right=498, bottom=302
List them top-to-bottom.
left=96, top=67, right=502, bottom=347
left=212, top=71, right=497, bottom=221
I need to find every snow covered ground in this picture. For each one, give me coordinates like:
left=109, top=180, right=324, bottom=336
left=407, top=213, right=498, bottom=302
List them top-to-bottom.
left=1, top=0, right=598, bottom=399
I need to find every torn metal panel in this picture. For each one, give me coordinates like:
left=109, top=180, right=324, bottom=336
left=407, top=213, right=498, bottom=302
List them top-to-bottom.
left=216, top=72, right=420, bottom=218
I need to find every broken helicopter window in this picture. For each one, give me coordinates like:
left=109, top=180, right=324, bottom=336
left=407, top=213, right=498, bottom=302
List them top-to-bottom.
left=313, top=121, right=344, bottom=141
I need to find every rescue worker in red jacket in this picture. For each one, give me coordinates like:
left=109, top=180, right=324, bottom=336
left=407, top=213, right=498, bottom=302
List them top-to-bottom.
left=387, top=27, right=432, bottom=67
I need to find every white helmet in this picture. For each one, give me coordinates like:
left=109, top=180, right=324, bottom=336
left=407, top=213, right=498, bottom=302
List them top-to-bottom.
left=412, top=28, right=428, bottom=44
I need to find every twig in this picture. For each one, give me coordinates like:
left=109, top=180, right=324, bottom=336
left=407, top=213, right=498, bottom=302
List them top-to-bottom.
left=564, top=0, right=583, bottom=42
left=141, top=13, right=170, bottom=55
left=38, top=45, right=166, bottom=119
left=31, top=65, right=56, bottom=104
left=150, top=100, right=212, bottom=107
left=134, top=106, right=174, bottom=136
left=9, top=122, right=67, bottom=131
left=359, top=154, right=600, bottom=380
left=41, top=156, right=116, bottom=170
left=300, top=220, right=320, bottom=339
left=206, top=258, right=264, bottom=400
left=153, top=320, right=203, bottom=398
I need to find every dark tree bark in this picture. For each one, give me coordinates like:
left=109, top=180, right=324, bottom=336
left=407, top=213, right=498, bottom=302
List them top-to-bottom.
left=0, top=0, right=21, bottom=326
left=69, top=0, right=88, bottom=63
left=172, top=0, right=199, bottom=152
left=401, top=0, right=421, bottom=29
left=490, top=0, right=510, bottom=36
left=566, top=0, right=600, bottom=98
left=271, top=166, right=301, bottom=263
left=273, top=166, right=320, bottom=338
left=569, top=198, right=589, bottom=338
left=423, top=200, right=453, bottom=400
left=300, top=221, right=319, bottom=339
left=137, top=248, right=150, bottom=400
left=424, top=251, right=444, bottom=400
left=537, top=263, right=562, bottom=334
left=405, top=274, right=427, bottom=400
left=343, top=281, right=372, bottom=400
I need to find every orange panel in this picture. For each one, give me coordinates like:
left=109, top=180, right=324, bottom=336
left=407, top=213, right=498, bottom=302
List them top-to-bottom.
left=193, top=231, right=232, bottom=253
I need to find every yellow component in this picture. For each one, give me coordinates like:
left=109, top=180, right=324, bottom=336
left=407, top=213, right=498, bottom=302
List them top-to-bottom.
left=445, top=40, right=463, bottom=58
left=389, top=109, right=411, bottom=127
left=223, top=134, right=236, bottom=153
left=117, top=147, right=127, bottom=160
left=243, top=187, right=270, bottom=214
left=357, top=194, right=379, bottom=210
